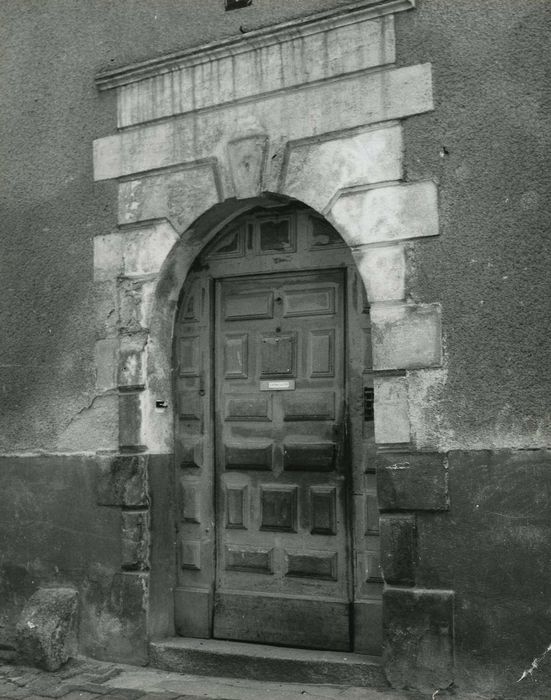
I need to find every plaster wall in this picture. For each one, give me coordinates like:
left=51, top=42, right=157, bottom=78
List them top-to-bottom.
left=1, top=1, right=549, bottom=452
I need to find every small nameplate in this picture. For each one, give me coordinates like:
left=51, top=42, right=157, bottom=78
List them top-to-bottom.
left=260, top=380, right=295, bottom=391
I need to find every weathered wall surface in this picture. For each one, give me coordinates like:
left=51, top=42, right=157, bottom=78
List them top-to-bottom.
left=0, top=0, right=358, bottom=452
left=396, top=0, right=551, bottom=450
left=0, top=456, right=123, bottom=659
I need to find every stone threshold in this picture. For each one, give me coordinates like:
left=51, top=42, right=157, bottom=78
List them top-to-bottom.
left=149, top=637, right=387, bottom=687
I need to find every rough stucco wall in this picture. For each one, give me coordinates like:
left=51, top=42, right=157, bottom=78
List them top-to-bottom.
left=0, top=0, right=363, bottom=452
left=2, top=0, right=549, bottom=452
left=396, top=0, right=551, bottom=449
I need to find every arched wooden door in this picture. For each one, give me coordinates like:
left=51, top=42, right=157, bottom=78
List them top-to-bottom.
left=173, top=204, right=382, bottom=653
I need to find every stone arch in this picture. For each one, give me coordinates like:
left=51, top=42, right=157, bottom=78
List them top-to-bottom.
left=92, top=0, right=453, bottom=685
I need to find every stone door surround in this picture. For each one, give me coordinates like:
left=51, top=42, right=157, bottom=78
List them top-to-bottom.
left=92, top=0, right=454, bottom=688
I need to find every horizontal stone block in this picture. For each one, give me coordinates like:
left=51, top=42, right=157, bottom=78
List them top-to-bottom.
left=114, top=14, right=396, bottom=127
left=93, top=64, right=433, bottom=181
left=283, top=124, right=402, bottom=214
left=118, top=165, right=220, bottom=234
left=330, top=181, right=438, bottom=247
left=95, top=223, right=179, bottom=281
left=352, top=244, right=406, bottom=303
left=371, top=303, right=442, bottom=370
left=373, top=376, right=410, bottom=445
left=377, top=451, right=448, bottom=511
left=96, top=453, right=149, bottom=507
left=122, top=510, right=150, bottom=571
left=380, top=514, right=416, bottom=586
left=383, top=586, right=454, bottom=692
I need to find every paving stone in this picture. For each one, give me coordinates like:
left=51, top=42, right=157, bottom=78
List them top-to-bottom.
left=67, top=684, right=113, bottom=695
left=104, top=689, right=145, bottom=699
left=60, top=692, right=100, bottom=700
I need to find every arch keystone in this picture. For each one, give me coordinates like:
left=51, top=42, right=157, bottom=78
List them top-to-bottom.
left=227, top=132, right=269, bottom=199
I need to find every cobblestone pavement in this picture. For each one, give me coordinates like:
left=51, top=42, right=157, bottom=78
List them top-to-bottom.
left=0, top=658, right=493, bottom=700
left=0, top=658, right=214, bottom=700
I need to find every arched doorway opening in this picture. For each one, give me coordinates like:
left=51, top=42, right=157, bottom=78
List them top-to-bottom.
left=173, top=201, right=381, bottom=654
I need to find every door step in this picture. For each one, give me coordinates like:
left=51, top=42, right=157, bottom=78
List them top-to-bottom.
left=149, top=638, right=387, bottom=687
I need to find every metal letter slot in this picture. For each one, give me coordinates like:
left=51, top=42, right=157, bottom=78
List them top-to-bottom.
left=259, top=380, right=296, bottom=391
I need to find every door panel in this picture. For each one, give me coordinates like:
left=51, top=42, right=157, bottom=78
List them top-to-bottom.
left=214, top=270, right=350, bottom=650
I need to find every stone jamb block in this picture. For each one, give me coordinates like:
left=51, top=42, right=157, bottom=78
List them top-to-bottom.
left=329, top=181, right=439, bottom=247
left=121, top=221, right=179, bottom=277
left=352, top=243, right=406, bottom=303
left=117, top=277, right=157, bottom=334
left=371, top=303, right=442, bottom=370
left=118, top=332, right=148, bottom=390
left=373, top=375, right=411, bottom=444
left=119, top=391, right=145, bottom=452
left=377, top=451, right=449, bottom=512
left=96, top=453, right=149, bottom=507
left=122, top=510, right=151, bottom=571
left=380, top=514, right=416, bottom=586
left=383, top=586, right=455, bottom=692
left=16, top=587, right=78, bottom=671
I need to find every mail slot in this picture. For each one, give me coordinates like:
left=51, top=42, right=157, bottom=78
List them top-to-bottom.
left=259, top=380, right=296, bottom=391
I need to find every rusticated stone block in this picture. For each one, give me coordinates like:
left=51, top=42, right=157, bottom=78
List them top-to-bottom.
left=377, top=452, right=448, bottom=512
left=96, top=453, right=149, bottom=507
left=122, top=510, right=150, bottom=570
left=380, top=514, right=416, bottom=586
left=383, top=586, right=454, bottom=692
left=16, top=587, right=78, bottom=671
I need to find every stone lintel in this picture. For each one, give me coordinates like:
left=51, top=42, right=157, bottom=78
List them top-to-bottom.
left=93, top=63, right=433, bottom=182
left=377, top=451, right=449, bottom=511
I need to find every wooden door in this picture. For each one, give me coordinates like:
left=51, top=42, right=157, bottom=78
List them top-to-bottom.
left=173, top=205, right=382, bottom=653
left=213, top=270, right=351, bottom=651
